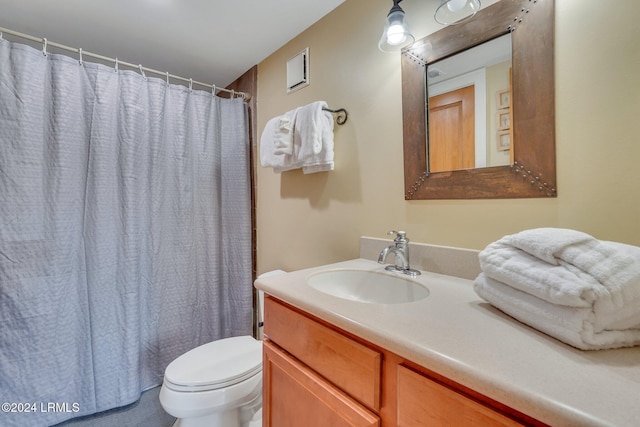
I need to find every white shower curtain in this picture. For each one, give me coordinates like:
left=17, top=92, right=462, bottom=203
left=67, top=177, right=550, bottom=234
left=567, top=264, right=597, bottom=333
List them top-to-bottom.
left=0, top=39, right=253, bottom=426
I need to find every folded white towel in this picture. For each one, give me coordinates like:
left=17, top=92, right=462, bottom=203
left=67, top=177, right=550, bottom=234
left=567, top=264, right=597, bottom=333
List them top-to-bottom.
left=260, top=101, right=336, bottom=174
left=294, top=101, right=335, bottom=174
left=295, top=101, right=326, bottom=156
left=273, top=108, right=298, bottom=156
left=302, top=110, right=334, bottom=174
left=260, top=116, right=297, bottom=173
left=501, top=227, right=594, bottom=265
left=474, top=228, right=640, bottom=349
left=480, top=228, right=640, bottom=310
left=479, top=240, right=602, bottom=308
left=474, top=273, right=640, bottom=350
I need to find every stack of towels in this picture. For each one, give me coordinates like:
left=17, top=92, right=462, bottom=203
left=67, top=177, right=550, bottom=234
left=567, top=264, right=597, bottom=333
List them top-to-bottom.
left=260, top=101, right=335, bottom=174
left=473, top=228, right=640, bottom=350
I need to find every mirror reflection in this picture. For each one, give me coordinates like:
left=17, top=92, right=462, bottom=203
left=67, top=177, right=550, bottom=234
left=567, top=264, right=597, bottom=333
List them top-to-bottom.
left=426, top=34, right=512, bottom=172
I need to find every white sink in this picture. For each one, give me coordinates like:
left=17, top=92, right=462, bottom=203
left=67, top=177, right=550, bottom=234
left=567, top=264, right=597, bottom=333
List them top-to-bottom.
left=307, top=269, right=429, bottom=304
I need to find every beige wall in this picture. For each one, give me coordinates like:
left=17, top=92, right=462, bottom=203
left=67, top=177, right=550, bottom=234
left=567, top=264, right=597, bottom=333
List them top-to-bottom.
left=256, top=0, right=640, bottom=274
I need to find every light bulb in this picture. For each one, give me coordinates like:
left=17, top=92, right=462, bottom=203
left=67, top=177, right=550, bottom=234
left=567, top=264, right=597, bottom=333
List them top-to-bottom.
left=378, top=1, right=415, bottom=52
left=386, top=24, right=406, bottom=45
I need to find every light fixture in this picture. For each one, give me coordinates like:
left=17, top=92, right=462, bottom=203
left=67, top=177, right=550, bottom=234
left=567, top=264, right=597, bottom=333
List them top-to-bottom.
left=378, top=0, right=415, bottom=53
left=434, top=0, right=481, bottom=25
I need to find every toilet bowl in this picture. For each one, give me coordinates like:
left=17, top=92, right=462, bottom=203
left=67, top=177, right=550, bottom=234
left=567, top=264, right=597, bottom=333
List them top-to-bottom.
left=159, top=270, right=285, bottom=427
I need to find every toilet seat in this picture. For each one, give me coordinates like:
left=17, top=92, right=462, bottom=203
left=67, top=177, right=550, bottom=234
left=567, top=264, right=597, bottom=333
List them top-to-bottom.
left=163, top=335, right=262, bottom=392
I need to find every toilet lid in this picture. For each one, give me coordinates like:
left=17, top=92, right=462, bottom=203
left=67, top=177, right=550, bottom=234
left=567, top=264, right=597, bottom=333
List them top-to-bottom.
left=164, top=335, right=262, bottom=392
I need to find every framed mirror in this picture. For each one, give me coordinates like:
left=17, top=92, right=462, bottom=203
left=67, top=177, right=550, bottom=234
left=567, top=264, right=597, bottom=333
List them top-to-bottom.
left=402, top=0, right=555, bottom=199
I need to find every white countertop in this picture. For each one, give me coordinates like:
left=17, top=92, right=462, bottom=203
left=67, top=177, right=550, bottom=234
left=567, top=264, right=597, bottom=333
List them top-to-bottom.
left=254, top=258, right=640, bottom=427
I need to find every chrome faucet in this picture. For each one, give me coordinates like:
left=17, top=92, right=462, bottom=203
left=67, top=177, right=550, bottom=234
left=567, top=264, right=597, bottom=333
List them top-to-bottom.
left=378, top=230, right=421, bottom=277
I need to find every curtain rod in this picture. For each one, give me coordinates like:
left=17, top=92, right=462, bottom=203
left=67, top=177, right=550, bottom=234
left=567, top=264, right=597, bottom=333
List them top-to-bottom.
left=0, top=26, right=251, bottom=101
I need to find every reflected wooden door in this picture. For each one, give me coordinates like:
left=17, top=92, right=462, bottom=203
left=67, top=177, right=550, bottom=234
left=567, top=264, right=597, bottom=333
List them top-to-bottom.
left=428, top=85, right=475, bottom=172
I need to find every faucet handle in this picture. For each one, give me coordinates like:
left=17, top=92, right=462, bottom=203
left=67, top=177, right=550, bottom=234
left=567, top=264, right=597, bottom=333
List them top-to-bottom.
left=387, top=230, right=407, bottom=242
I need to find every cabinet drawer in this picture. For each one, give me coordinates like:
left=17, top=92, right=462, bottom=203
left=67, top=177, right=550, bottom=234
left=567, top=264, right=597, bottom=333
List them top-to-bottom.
left=264, top=297, right=382, bottom=411
left=263, top=341, right=379, bottom=427
left=397, top=365, right=525, bottom=426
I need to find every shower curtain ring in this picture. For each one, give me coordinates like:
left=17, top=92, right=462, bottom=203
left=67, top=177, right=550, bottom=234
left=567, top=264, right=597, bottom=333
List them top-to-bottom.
left=42, top=38, right=48, bottom=56
left=78, top=48, right=83, bottom=66
left=114, top=58, right=119, bottom=73
left=138, top=64, right=146, bottom=80
left=166, top=72, right=170, bottom=85
left=189, top=78, right=193, bottom=91
left=212, top=84, right=217, bottom=96
left=230, top=89, right=235, bottom=99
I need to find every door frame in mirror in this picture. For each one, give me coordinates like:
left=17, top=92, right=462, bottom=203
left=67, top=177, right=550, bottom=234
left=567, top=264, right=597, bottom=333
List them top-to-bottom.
left=402, top=0, right=555, bottom=199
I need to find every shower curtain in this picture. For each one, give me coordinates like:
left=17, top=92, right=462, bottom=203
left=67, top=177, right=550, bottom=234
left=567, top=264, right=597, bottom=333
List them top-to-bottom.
left=0, top=39, right=253, bottom=426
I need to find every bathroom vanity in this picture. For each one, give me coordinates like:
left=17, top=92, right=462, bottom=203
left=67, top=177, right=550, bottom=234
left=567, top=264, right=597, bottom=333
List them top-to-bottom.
left=254, top=246, right=640, bottom=427
left=262, top=295, right=532, bottom=426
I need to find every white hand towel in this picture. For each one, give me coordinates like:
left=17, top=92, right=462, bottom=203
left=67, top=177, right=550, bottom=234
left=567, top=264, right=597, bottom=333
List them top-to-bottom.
left=260, top=101, right=336, bottom=174
left=293, top=101, right=335, bottom=174
left=295, top=101, right=327, bottom=157
left=273, top=108, right=299, bottom=156
left=303, top=110, right=334, bottom=174
left=260, top=116, right=297, bottom=173
left=473, top=273, right=640, bottom=350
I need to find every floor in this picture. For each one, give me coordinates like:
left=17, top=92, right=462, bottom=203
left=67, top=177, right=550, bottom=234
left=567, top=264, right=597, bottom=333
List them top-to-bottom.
left=53, top=386, right=175, bottom=427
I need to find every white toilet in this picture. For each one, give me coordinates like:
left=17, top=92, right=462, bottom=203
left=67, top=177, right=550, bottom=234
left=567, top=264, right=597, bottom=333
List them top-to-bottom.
left=159, top=270, right=285, bottom=427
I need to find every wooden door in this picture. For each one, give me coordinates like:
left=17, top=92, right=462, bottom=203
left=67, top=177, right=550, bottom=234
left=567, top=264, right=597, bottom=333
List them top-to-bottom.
left=428, top=85, right=475, bottom=172
left=263, top=340, right=379, bottom=427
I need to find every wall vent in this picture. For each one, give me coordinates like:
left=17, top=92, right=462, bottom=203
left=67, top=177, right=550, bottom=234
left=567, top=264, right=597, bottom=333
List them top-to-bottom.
left=286, top=48, right=309, bottom=93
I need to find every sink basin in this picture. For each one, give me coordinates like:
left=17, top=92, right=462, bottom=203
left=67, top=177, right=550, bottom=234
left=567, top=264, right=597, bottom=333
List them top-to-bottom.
left=307, top=269, right=429, bottom=304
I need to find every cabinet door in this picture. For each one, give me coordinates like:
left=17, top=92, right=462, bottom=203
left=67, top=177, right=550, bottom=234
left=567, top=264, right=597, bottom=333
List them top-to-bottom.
left=264, top=297, right=381, bottom=410
left=263, top=340, right=379, bottom=427
left=397, top=365, right=524, bottom=427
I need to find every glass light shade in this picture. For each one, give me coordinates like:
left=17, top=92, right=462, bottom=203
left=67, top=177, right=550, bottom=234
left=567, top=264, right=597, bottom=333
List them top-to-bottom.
left=434, top=0, right=481, bottom=25
left=378, top=10, right=415, bottom=52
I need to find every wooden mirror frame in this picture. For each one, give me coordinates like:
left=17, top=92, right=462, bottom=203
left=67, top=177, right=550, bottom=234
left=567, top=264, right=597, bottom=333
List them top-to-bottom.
left=402, top=0, right=555, bottom=199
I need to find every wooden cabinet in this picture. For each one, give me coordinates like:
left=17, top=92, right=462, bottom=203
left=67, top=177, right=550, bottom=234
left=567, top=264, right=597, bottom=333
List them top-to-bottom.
left=263, top=296, right=542, bottom=427
left=264, top=296, right=381, bottom=410
left=263, top=340, right=379, bottom=427
left=397, top=365, right=523, bottom=426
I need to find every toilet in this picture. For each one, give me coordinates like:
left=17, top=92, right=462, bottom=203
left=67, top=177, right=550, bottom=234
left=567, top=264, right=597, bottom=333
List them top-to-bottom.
left=159, top=270, right=285, bottom=427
